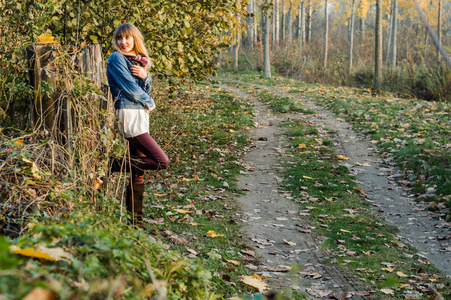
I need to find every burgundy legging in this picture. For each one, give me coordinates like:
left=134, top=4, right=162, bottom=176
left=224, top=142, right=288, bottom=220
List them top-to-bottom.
left=126, top=133, right=169, bottom=184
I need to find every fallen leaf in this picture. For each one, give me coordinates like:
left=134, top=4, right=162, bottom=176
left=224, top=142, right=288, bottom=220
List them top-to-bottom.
left=298, top=143, right=307, bottom=149
left=337, top=155, right=350, bottom=160
left=355, top=162, right=371, bottom=167
left=182, top=175, right=199, bottom=182
left=302, top=175, right=315, bottom=180
left=153, top=193, right=168, bottom=197
left=276, top=217, right=288, bottom=221
left=340, top=229, right=351, bottom=233
left=206, top=230, right=224, bottom=238
left=169, top=235, right=188, bottom=244
left=284, top=239, right=296, bottom=246
left=12, top=247, right=56, bottom=261
left=225, top=258, right=240, bottom=266
left=266, top=265, right=291, bottom=272
left=382, top=267, right=395, bottom=272
left=396, top=271, right=409, bottom=277
left=240, top=274, right=267, bottom=292
left=23, top=288, right=54, bottom=300
left=305, top=288, right=332, bottom=298
left=380, top=288, right=394, bottom=295
left=329, top=291, right=352, bottom=299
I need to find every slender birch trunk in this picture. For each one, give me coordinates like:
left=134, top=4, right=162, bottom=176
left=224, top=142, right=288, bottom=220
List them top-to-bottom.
left=247, top=0, right=254, bottom=51
left=263, top=0, right=271, bottom=78
left=273, top=0, right=279, bottom=46
left=323, top=0, right=328, bottom=69
left=348, top=0, right=355, bottom=73
left=375, top=0, right=383, bottom=90
left=390, top=0, right=398, bottom=69
left=413, top=0, right=451, bottom=66
left=437, top=0, right=442, bottom=61
left=287, top=1, right=293, bottom=44
left=281, top=2, right=285, bottom=42
left=299, top=2, right=304, bottom=57
left=385, top=2, right=392, bottom=65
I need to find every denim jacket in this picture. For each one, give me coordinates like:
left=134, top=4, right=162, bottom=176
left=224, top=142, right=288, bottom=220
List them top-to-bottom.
left=106, top=51, right=155, bottom=110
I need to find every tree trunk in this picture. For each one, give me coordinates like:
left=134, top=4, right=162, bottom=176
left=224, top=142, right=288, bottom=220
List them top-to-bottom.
left=247, top=0, right=254, bottom=51
left=263, top=0, right=271, bottom=78
left=273, top=0, right=279, bottom=46
left=306, top=0, right=312, bottom=42
left=323, top=0, right=328, bottom=69
left=348, top=0, right=355, bottom=73
left=375, top=0, right=383, bottom=90
left=390, top=0, right=398, bottom=69
left=413, top=0, right=451, bottom=66
left=437, top=0, right=442, bottom=61
left=287, top=1, right=293, bottom=44
left=281, top=2, right=285, bottom=42
left=299, top=2, right=305, bottom=57
left=385, top=2, right=392, bottom=65
left=360, top=18, right=365, bottom=39
left=233, top=35, right=240, bottom=71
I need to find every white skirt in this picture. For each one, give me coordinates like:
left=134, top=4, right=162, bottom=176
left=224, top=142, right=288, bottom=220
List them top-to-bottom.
left=115, top=109, right=149, bottom=138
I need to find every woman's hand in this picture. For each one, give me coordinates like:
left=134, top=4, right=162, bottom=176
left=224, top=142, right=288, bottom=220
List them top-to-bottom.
left=130, top=65, right=148, bottom=79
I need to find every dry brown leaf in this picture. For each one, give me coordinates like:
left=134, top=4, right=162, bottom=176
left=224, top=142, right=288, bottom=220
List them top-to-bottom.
left=225, top=258, right=240, bottom=266
left=266, top=265, right=291, bottom=272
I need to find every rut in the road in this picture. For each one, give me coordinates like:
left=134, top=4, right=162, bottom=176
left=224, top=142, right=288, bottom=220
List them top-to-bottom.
left=223, top=80, right=451, bottom=278
left=221, top=85, right=369, bottom=299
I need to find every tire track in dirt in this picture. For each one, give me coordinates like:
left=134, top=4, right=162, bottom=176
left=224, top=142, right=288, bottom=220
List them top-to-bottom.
left=222, top=80, right=451, bottom=278
left=220, top=85, right=368, bottom=299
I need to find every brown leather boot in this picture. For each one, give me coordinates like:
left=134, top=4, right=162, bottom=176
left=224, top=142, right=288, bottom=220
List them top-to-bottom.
left=125, top=183, right=145, bottom=229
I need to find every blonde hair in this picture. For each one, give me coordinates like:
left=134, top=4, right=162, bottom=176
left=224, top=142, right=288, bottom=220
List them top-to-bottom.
left=113, top=23, right=149, bottom=58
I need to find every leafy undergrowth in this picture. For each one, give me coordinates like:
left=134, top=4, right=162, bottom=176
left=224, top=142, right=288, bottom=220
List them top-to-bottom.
left=220, top=71, right=451, bottom=219
left=223, top=78, right=451, bottom=299
left=0, top=82, right=264, bottom=299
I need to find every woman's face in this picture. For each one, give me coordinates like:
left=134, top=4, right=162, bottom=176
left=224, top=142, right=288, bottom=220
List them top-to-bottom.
left=117, top=35, right=135, bottom=55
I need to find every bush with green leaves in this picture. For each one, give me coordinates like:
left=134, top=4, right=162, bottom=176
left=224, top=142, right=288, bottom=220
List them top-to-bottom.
left=1, top=205, right=219, bottom=299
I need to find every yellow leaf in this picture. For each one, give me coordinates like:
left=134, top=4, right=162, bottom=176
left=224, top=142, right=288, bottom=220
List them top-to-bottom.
left=36, top=34, right=60, bottom=45
left=229, top=129, right=236, bottom=133
left=15, top=140, right=23, bottom=145
left=298, top=143, right=306, bottom=149
left=337, top=155, right=350, bottom=160
left=355, top=162, right=371, bottom=167
left=182, top=175, right=199, bottom=182
left=302, top=175, right=315, bottom=180
left=153, top=193, right=168, bottom=197
left=325, top=197, right=333, bottom=201
left=174, top=209, right=192, bottom=214
left=189, top=222, right=198, bottom=226
left=340, top=229, right=351, bottom=233
left=206, top=230, right=224, bottom=238
left=12, top=247, right=56, bottom=261
left=225, top=258, right=240, bottom=266
left=382, top=267, right=395, bottom=272
left=396, top=271, right=409, bottom=277
left=240, top=274, right=268, bottom=292
left=429, top=278, right=438, bottom=283
left=23, top=288, right=54, bottom=300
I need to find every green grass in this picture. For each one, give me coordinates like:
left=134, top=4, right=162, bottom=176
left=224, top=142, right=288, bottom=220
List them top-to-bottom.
left=219, top=71, right=451, bottom=217
left=224, top=79, right=451, bottom=299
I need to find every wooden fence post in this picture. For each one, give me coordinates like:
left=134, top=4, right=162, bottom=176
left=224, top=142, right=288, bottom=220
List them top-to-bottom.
left=27, top=42, right=62, bottom=133
left=78, top=44, right=113, bottom=128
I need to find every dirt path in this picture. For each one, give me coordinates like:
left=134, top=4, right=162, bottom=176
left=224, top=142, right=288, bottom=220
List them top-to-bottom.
left=219, top=81, right=451, bottom=297
left=221, top=85, right=368, bottom=299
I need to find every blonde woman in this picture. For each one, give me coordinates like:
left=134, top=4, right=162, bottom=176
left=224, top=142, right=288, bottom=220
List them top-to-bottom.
left=107, top=23, right=169, bottom=228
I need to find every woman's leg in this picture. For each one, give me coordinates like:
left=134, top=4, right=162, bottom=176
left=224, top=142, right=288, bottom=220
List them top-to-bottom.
left=127, top=132, right=169, bottom=171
